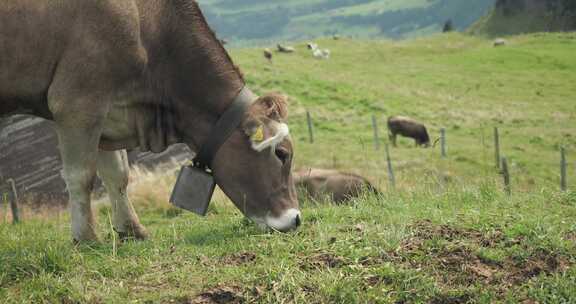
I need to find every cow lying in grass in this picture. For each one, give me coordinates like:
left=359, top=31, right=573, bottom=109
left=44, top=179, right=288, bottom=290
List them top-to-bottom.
left=387, top=116, right=431, bottom=148
left=294, top=169, right=380, bottom=204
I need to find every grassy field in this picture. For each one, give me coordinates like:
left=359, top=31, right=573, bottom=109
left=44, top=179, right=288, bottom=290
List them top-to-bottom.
left=1, top=33, right=576, bottom=303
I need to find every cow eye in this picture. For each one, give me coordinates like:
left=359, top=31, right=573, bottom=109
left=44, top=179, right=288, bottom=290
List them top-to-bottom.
left=275, top=148, right=290, bottom=164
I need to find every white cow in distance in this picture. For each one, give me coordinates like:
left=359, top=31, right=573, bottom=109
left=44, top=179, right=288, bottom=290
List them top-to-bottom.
left=307, top=42, right=330, bottom=59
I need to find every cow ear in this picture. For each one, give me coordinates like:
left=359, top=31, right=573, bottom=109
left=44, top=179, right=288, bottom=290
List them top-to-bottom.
left=253, top=93, right=288, bottom=120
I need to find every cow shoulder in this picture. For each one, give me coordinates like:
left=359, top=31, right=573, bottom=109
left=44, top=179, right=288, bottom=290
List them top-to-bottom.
left=69, top=0, right=148, bottom=75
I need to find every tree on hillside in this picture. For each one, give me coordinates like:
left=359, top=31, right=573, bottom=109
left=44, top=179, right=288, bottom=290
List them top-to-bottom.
left=443, top=19, right=454, bottom=32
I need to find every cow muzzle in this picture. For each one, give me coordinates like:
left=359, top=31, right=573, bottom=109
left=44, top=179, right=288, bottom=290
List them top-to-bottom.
left=254, top=209, right=301, bottom=232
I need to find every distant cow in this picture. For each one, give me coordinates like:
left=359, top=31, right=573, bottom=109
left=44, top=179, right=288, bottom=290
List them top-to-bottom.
left=494, top=38, right=507, bottom=47
left=306, top=43, right=318, bottom=50
left=307, top=43, right=330, bottom=59
left=277, top=44, right=295, bottom=53
left=263, top=48, right=273, bottom=63
left=387, top=116, right=431, bottom=147
left=294, top=169, right=380, bottom=204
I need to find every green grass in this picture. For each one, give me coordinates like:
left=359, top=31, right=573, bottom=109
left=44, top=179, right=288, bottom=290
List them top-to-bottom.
left=1, top=33, right=576, bottom=303
left=1, top=185, right=575, bottom=303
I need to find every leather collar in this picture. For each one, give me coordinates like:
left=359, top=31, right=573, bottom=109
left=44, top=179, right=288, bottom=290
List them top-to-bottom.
left=193, top=86, right=256, bottom=170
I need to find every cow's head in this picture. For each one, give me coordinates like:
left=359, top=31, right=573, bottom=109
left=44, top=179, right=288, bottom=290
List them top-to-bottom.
left=210, top=93, right=300, bottom=231
left=418, top=128, right=431, bottom=148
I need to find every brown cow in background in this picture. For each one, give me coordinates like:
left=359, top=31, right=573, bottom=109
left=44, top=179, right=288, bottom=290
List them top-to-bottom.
left=387, top=116, right=431, bottom=147
left=294, top=169, right=380, bottom=204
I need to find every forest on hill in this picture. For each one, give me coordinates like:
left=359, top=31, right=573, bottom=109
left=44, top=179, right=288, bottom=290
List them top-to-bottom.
left=198, top=0, right=494, bottom=44
left=470, top=0, right=576, bottom=35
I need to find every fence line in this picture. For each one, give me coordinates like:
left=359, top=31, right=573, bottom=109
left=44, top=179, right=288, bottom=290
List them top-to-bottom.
left=297, top=112, right=571, bottom=195
left=385, top=144, right=396, bottom=189
left=6, top=179, right=20, bottom=224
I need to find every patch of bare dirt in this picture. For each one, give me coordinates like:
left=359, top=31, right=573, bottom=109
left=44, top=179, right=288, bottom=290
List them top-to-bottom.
left=409, top=219, right=506, bottom=247
left=383, top=221, right=573, bottom=296
left=339, top=223, right=366, bottom=234
left=564, top=231, right=576, bottom=243
left=506, top=251, right=570, bottom=285
left=220, top=252, right=257, bottom=266
left=301, top=252, right=348, bottom=270
left=363, top=274, right=394, bottom=288
left=189, top=286, right=244, bottom=304
left=429, top=293, right=474, bottom=304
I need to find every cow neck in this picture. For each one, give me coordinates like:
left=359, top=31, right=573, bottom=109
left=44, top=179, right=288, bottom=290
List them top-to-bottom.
left=161, top=1, right=247, bottom=153
left=193, top=86, right=255, bottom=170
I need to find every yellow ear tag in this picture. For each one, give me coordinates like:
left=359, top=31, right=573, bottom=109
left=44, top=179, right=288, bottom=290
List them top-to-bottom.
left=251, top=126, right=264, bottom=142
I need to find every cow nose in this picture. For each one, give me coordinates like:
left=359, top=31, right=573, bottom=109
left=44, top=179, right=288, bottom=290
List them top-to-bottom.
left=265, top=208, right=301, bottom=232
left=294, top=214, right=301, bottom=227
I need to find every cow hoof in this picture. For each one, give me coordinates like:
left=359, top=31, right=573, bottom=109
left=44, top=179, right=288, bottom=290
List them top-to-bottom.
left=116, top=224, right=149, bottom=241
left=72, top=229, right=100, bottom=244
left=72, top=236, right=100, bottom=245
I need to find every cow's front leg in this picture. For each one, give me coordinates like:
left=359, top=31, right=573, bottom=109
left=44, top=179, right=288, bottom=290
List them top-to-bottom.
left=55, top=124, right=101, bottom=242
left=389, top=133, right=397, bottom=147
left=97, top=150, right=148, bottom=240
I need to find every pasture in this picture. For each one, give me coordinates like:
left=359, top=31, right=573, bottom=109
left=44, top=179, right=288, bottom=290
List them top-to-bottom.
left=1, top=33, right=576, bottom=303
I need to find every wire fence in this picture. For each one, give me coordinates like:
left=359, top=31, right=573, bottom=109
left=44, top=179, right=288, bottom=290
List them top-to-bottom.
left=1, top=112, right=572, bottom=224
left=304, top=112, right=573, bottom=196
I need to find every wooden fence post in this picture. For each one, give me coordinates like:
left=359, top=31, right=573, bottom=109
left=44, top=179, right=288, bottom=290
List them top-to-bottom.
left=306, top=111, right=314, bottom=144
left=372, top=115, right=380, bottom=151
left=494, top=127, right=501, bottom=170
left=440, top=128, right=447, bottom=158
left=385, top=144, right=396, bottom=189
left=560, top=147, right=567, bottom=192
left=501, top=157, right=511, bottom=196
left=7, top=179, right=20, bottom=224
left=2, top=191, right=8, bottom=223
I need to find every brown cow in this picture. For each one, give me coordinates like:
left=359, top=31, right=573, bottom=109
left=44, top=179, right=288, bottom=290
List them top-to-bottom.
left=0, top=0, right=300, bottom=242
left=277, top=44, right=295, bottom=53
left=263, top=49, right=273, bottom=63
left=387, top=116, right=431, bottom=147
left=294, top=169, right=380, bottom=204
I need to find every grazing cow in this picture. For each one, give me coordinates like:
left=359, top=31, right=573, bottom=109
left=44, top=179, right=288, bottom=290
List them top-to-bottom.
left=0, top=0, right=300, bottom=242
left=494, top=38, right=507, bottom=47
left=306, top=43, right=318, bottom=50
left=307, top=43, right=330, bottom=59
left=277, top=44, right=295, bottom=53
left=263, top=48, right=273, bottom=63
left=312, top=48, right=331, bottom=60
left=387, top=116, right=431, bottom=147
left=294, top=169, right=380, bottom=204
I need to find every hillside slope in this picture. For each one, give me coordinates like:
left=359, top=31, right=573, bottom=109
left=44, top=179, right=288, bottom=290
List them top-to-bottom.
left=198, top=0, right=493, bottom=44
left=470, top=0, right=576, bottom=36
left=233, top=33, right=575, bottom=191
